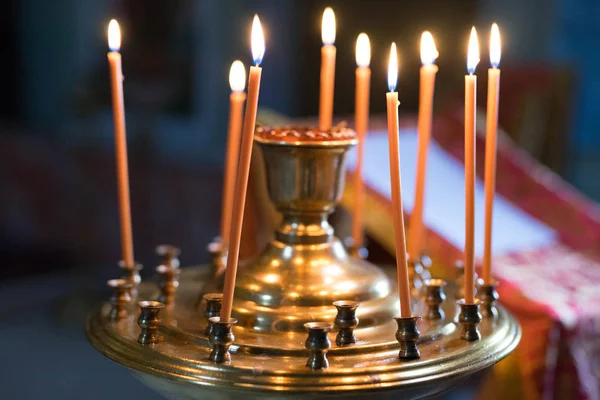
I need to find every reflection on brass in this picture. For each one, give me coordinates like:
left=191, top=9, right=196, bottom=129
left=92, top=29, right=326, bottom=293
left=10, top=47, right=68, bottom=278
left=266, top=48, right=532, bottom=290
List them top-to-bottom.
left=155, top=244, right=181, bottom=269
left=156, top=265, right=180, bottom=306
left=107, top=279, right=132, bottom=320
left=424, top=279, right=447, bottom=320
left=478, top=282, right=500, bottom=318
left=202, top=293, right=223, bottom=336
left=458, top=299, right=483, bottom=341
left=333, top=300, right=359, bottom=346
left=137, top=301, right=164, bottom=345
left=395, top=315, right=421, bottom=360
left=208, top=317, right=237, bottom=364
left=304, top=322, right=332, bottom=369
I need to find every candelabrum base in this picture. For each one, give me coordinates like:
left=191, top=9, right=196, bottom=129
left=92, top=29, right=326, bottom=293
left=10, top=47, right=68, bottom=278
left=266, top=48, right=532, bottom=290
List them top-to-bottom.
left=87, top=265, right=520, bottom=400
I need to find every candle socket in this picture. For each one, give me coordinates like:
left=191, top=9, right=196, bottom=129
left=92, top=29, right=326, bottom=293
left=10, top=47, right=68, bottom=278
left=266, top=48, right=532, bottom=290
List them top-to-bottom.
left=207, top=240, right=227, bottom=283
left=156, top=244, right=181, bottom=269
left=408, top=256, right=432, bottom=297
left=119, top=261, right=142, bottom=300
left=156, top=265, right=180, bottom=306
left=107, top=279, right=133, bottom=321
left=424, top=279, right=447, bottom=320
left=478, top=282, right=499, bottom=318
left=203, top=293, right=223, bottom=336
left=457, top=299, right=482, bottom=341
left=333, top=300, right=359, bottom=346
left=137, top=301, right=165, bottom=345
left=394, top=316, right=421, bottom=360
left=208, top=317, right=237, bottom=364
left=304, top=322, right=333, bottom=370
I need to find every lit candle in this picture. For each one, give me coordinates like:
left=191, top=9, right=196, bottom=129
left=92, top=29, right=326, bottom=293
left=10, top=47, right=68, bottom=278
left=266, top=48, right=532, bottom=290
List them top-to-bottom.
left=318, top=7, right=336, bottom=131
left=220, top=15, right=265, bottom=322
left=107, top=19, right=135, bottom=268
left=482, top=23, right=501, bottom=285
left=464, top=27, right=480, bottom=304
left=408, top=31, right=438, bottom=260
left=351, top=33, right=371, bottom=249
left=386, top=43, right=412, bottom=318
left=221, top=61, right=247, bottom=249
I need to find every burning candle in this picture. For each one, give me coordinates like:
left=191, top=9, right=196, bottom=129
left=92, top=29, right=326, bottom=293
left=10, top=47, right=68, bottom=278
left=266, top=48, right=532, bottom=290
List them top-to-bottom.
left=318, top=7, right=336, bottom=131
left=220, top=15, right=265, bottom=322
left=107, top=19, right=135, bottom=268
left=482, top=23, right=501, bottom=285
left=464, top=27, right=480, bottom=304
left=408, top=31, right=438, bottom=260
left=351, top=33, right=371, bottom=249
left=386, top=43, right=412, bottom=318
left=221, top=61, right=247, bottom=249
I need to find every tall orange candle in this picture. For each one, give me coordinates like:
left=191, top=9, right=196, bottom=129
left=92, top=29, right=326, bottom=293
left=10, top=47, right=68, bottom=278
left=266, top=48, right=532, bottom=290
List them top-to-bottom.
left=318, top=7, right=336, bottom=131
left=220, top=15, right=265, bottom=322
left=107, top=19, right=135, bottom=268
left=483, top=23, right=501, bottom=285
left=464, top=27, right=480, bottom=304
left=408, top=32, right=438, bottom=260
left=351, top=33, right=371, bottom=249
left=386, top=43, right=412, bottom=318
left=221, top=61, right=247, bottom=249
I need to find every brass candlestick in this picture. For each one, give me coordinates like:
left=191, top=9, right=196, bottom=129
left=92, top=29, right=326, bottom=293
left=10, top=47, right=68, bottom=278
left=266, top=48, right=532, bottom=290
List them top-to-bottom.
left=156, top=244, right=181, bottom=268
left=119, top=261, right=142, bottom=299
left=156, top=265, right=180, bottom=306
left=107, top=279, right=132, bottom=320
left=424, top=279, right=447, bottom=320
left=478, top=282, right=499, bottom=318
left=202, top=293, right=223, bottom=336
left=458, top=299, right=483, bottom=341
left=333, top=300, right=359, bottom=346
left=137, top=301, right=164, bottom=345
left=395, top=316, right=421, bottom=360
left=208, top=317, right=237, bottom=364
left=304, top=322, right=333, bottom=370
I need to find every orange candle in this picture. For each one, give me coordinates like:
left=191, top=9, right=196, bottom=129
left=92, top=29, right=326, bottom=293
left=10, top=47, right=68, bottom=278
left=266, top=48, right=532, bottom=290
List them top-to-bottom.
left=318, top=7, right=336, bottom=131
left=220, top=15, right=265, bottom=322
left=107, top=19, right=135, bottom=268
left=483, top=23, right=501, bottom=285
left=464, top=27, right=480, bottom=304
left=408, top=32, right=438, bottom=260
left=351, top=33, right=371, bottom=249
left=386, top=43, right=412, bottom=318
left=221, top=61, right=247, bottom=249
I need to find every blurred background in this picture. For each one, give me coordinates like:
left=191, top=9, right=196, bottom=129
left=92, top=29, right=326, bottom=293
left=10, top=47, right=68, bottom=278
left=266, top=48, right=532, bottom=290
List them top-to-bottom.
left=0, top=0, right=598, bottom=398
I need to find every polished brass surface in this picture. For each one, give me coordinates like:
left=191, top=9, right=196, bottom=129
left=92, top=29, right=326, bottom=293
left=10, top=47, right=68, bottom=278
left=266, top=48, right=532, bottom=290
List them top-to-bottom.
left=156, top=245, right=181, bottom=269
left=157, top=265, right=180, bottom=306
left=107, top=279, right=132, bottom=320
left=424, top=279, right=447, bottom=320
left=478, top=283, right=499, bottom=318
left=202, top=293, right=223, bottom=336
left=458, top=299, right=483, bottom=341
left=137, top=300, right=165, bottom=345
left=333, top=300, right=359, bottom=346
left=395, top=316, right=421, bottom=360
left=208, top=317, right=237, bottom=364
left=304, top=321, right=333, bottom=370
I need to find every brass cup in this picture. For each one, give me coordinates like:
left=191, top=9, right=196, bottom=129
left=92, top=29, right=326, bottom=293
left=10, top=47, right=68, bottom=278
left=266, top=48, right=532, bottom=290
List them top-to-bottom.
left=156, top=265, right=180, bottom=306
left=107, top=279, right=133, bottom=321
left=424, top=279, right=447, bottom=320
left=478, top=282, right=500, bottom=318
left=202, top=293, right=223, bottom=336
left=457, top=299, right=483, bottom=341
left=333, top=300, right=359, bottom=346
left=137, top=301, right=165, bottom=345
left=394, top=316, right=421, bottom=360
left=208, top=317, right=237, bottom=364
left=304, top=322, right=333, bottom=370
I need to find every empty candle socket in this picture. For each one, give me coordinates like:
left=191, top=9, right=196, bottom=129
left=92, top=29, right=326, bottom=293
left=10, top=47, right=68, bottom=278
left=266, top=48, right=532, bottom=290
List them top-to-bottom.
left=156, top=244, right=181, bottom=269
left=156, top=265, right=180, bottom=306
left=107, top=278, right=133, bottom=320
left=424, top=279, right=447, bottom=320
left=478, top=281, right=499, bottom=318
left=203, top=293, right=224, bottom=336
left=457, top=299, right=482, bottom=341
left=333, top=300, right=359, bottom=346
left=137, top=301, right=165, bottom=345
left=394, top=316, right=421, bottom=360
left=208, top=317, right=237, bottom=364
left=304, top=322, right=333, bottom=370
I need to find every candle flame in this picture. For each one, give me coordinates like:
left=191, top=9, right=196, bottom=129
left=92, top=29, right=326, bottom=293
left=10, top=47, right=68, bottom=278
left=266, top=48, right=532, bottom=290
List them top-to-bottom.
left=321, top=7, right=336, bottom=45
left=251, top=15, right=265, bottom=66
left=108, top=19, right=121, bottom=52
left=490, top=23, right=501, bottom=68
left=467, top=27, right=480, bottom=74
left=420, top=31, right=438, bottom=65
left=355, top=33, right=371, bottom=68
left=387, top=42, right=398, bottom=92
left=229, top=60, right=246, bottom=93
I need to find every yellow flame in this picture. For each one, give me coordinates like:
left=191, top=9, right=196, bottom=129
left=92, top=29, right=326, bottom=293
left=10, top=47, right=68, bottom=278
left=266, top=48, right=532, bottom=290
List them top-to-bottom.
left=321, top=7, right=336, bottom=45
left=251, top=15, right=265, bottom=66
left=108, top=19, right=121, bottom=51
left=490, top=23, right=501, bottom=67
left=467, top=27, right=480, bottom=74
left=420, top=31, right=438, bottom=65
left=355, top=33, right=371, bottom=68
left=387, top=42, right=398, bottom=92
left=229, top=60, right=246, bottom=92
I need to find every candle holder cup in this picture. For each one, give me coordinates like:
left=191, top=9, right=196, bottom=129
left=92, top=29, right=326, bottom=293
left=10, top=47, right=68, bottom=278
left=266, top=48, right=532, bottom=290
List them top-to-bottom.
left=156, top=244, right=181, bottom=269
left=119, top=261, right=142, bottom=300
left=156, top=265, right=180, bottom=306
left=107, top=278, right=133, bottom=321
left=424, top=279, right=447, bottom=320
left=478, top=281, right=499, bottom=318
left=203, top=293, right=224, bottom=336
left=457, top=299, right=482, bottom=341
left=333, top=300, right=359, bottom=346
left=137, top=301, right=165, bottom=345
left=395, top=315, right=421, bottom=360
left=208, top=317, right=237, bottom=364
left=304, top=322, right=333, bottom=370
